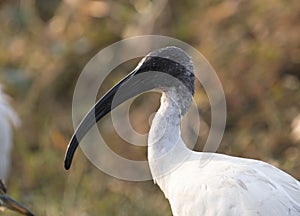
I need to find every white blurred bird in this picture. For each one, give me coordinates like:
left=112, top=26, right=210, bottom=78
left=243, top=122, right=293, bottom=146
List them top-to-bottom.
left=64, top=47, right=300, bottom=215
left=0, top=85, right=20, bottom=182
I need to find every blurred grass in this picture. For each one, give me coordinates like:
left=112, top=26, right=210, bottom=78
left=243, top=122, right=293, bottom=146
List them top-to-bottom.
left=0, top=0, right=299, bottom=215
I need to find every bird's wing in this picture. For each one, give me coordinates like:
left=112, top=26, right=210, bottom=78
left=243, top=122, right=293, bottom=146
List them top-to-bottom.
left=157, top=153, right=300, bottom=216
left=253, top=160, right=300, bottom=212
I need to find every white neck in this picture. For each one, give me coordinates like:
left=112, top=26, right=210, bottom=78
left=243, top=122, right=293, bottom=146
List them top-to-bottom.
left=147, top=90, right=191, bottom=182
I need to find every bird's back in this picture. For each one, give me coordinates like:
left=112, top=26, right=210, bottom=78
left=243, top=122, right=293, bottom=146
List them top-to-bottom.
left=155, top=152, right=300, bottom=216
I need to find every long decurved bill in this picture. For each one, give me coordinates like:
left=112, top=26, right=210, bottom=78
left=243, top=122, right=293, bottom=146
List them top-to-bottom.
left=64, top=62, right=159, bottom=170
left=0, top=194, right=34, bottom=216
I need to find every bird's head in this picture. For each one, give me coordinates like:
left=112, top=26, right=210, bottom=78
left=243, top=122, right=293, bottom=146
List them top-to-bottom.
left=64, top=46, right=195, bottom=170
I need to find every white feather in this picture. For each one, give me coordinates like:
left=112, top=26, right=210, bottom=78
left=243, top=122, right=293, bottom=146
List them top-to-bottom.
left=0, top=85, right=20, bottom=181
left=148, top=89, right=300, bottom=216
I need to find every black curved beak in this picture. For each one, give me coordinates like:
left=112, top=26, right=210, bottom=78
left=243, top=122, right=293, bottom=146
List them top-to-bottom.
left=63, top=54, right=187, bottom=170
left=64, top=62, right=158, bottom=170
left=0, top=194, right=34, bottom=216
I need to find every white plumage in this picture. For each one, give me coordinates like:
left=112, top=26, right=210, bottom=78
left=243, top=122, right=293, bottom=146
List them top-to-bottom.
left=64, top=46, right=300, bottom=215
left=0, top=85, right=19, bottom=181
left=148, top=91, right=300, bottom=215
left=156, top=154, right=300, bottom=215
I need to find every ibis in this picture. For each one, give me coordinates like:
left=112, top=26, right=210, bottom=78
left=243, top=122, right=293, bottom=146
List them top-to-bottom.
left=64, top=46, right=300, bottom=215
left=0, top=86, right=19, bottom=181
left=0, top=179, right=34, bottom=215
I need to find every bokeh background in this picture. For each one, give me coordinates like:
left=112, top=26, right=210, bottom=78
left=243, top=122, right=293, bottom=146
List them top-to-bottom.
left=0, top=0, right=299, bottom=215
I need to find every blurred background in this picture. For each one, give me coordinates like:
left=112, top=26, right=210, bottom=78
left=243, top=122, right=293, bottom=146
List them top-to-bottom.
left=0, top=0, right=299, bottom=215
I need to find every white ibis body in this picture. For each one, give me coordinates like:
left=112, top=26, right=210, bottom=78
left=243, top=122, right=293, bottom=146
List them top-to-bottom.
left=64, top=47, right=300, bottom=215
left=0, top=86, right=19, bottom=181
left=0, top=179, right=34, bottom=216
